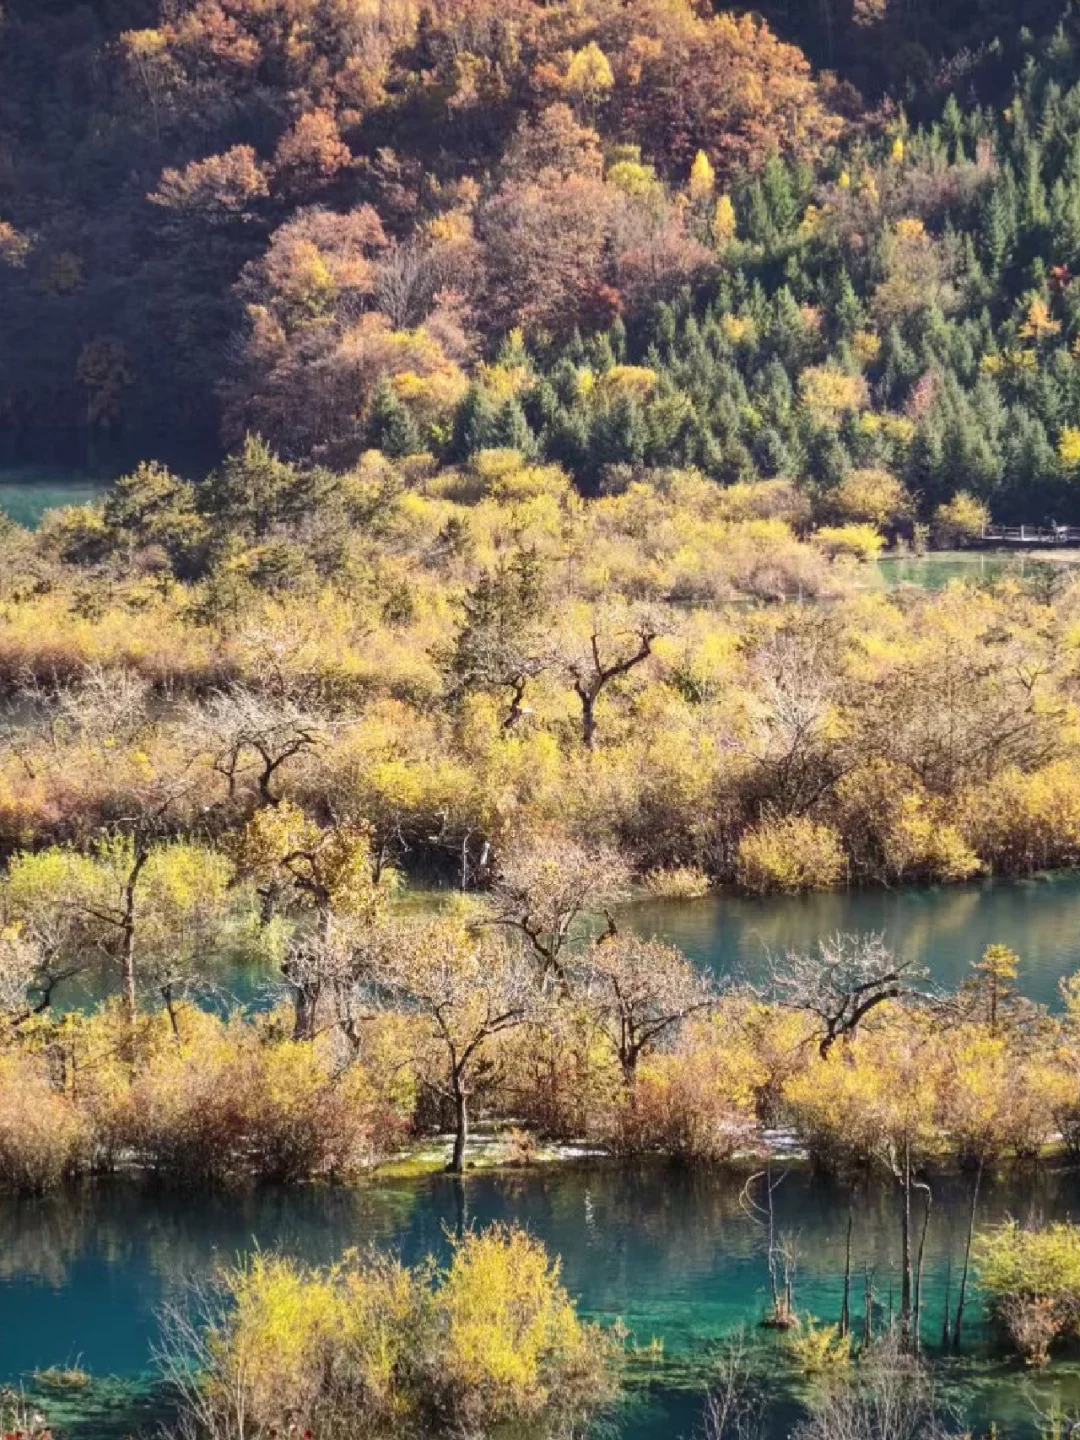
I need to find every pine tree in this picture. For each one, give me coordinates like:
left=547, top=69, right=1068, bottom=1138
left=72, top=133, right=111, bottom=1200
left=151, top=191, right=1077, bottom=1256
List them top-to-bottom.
left=981, top=178, right=1015, bottom=274
left=833, top=269, right=865, bottom=337
left=368, top=378, right=422, bottom=459
left=452, top=385, right=500, bottom=460
left=492, top=398, right=537, bottom=456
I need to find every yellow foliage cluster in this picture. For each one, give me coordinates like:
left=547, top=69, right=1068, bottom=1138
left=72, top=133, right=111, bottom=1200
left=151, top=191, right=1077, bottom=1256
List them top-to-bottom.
left=736, top=814, right=847, bottom=893
left=198, top=1226, right=614, bottom=1438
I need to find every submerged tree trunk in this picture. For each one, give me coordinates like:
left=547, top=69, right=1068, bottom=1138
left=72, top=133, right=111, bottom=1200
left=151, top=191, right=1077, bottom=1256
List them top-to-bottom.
left=899, top=1140, right=913, bottom=1348
left=953, top=1161, right=983, bottom=1351
left=913, top=1180, right=932, bottom=1354
left=840, top=1199, right=853, bottom=1339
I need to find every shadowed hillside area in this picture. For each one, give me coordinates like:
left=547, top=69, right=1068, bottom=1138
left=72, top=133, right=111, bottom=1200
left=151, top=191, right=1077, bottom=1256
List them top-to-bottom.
left=8, top=0, right=1080, bottom=528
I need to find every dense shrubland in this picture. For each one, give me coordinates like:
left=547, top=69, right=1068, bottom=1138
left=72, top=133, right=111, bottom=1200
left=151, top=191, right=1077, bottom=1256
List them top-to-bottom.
left=0, top=439, right=1074, bottom=1207
left=0, top=445, right=1080, bottom=893
left=5, top=836, right=1080, bottom=1197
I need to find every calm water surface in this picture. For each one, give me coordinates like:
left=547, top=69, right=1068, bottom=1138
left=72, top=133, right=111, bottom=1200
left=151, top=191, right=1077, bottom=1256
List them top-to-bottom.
left=0, top=467, right=108, bottom=527
left=870, top=552, right=1074, bottom=590
left=59, top=871, right=1080, bottom=1016
left=626, top=871, right=1080, bottom=1009
left=3, top=1166, right=1080, bottom=1439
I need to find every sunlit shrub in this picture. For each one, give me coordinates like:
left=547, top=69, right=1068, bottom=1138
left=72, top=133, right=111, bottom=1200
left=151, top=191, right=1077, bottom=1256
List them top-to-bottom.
left=821, top=469, right=911, bottom=531
left=932, top=491, right=989, bottom=546
left=809, top=523, right=885, bottom=561
left=957, top=761, right=1080, bottom=874
left=736, top=814, right=846, bottom=893
left=640, top=865, right=712, bottom=899
left=123, top=1008, right=393, bottom=1185
left=599, top=1018, right=761, bottom=1160
left=782, top=1023, right=942, bottom=1172
left=938, top=1030, right=1072, bottom=1164
left=0, top=1052, right=88, bottom=1193
left=974, top=1220, right=1080, bottom=1364
left=182, top=1226, right=615, bottom=1438
left=785, top=1318, right=851, bottom=1374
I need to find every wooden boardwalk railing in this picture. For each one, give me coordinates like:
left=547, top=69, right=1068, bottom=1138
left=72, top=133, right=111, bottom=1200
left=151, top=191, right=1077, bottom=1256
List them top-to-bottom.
left=981, top=524, right=1080, bottom=545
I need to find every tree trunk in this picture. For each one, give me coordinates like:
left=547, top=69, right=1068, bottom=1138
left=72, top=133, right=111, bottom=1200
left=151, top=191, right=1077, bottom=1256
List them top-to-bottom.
left=579, top=692, right=597, bottom=750
left=121, top=844, right=149, bottom=1037
left=122, top=924, right=138, bottom=1032
left=162, top=984, right=181, bottom=1043
left=292, top=985, right=318, bottom=1041
left=449, top=1081, right=468, bottom=1174
left=899, top=1140, right=913, bottom=1348
left=953, top=1161, right=982, bottom=1351
left=913, top=1181, right=932, bottom=1353
left=840, top=1199, right=853, bottom=1339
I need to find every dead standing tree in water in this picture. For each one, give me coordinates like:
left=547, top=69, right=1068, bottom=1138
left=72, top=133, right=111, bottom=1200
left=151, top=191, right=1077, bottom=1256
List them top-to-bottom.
left=770, top=933, right=935, bottom=1352
left=741, top=1165, right=798, bottom=1329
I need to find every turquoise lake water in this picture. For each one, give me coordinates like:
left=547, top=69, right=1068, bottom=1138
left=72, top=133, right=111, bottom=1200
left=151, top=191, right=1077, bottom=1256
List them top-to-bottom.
left=0, top=468, right=108, bottom=527
left=23, top=868, right=1080, bottom=1440
left=117, top=871, right=1080, bottom=1015
left=626, top=871, right=1080, bottom=1009
left=4, top=1165, right=1080, bottom=1440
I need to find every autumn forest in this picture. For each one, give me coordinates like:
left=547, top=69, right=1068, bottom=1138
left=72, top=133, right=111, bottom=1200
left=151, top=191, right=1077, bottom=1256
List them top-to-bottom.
left=8, top=2, right=1080, bottom=1440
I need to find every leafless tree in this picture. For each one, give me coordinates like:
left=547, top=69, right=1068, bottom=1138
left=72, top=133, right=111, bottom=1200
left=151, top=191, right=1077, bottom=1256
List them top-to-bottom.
left=562, top=612, right=660, bottom=750
left=740, top=618, right=851, bottom=816
left=26, top=663, right=155, bottom=745
left=187, top=684, right=327, bottom=805
left=486, top=836, right=630, bottom=986
left=279, top=915, right=384, bottom=1051
left=375, top=917, right=538, bottom=1172
left=0, top=924, right=87, bottom=1027
left=577, top=932, right=714, bottom=1083
left=770, top=933, right=924, bottom=1059
left=740, top=1166, right=798, bottom=1329
left=155, top=1278, right=245, bottom=1440
left=793, top=1330, right=962, bottom=1440
left=701, top=1332, right=764, bottom=1440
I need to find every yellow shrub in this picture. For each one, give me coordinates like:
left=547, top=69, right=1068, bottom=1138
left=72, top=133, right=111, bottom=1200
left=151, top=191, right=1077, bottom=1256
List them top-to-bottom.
left=823, top=469, right=911, bottom=529
left=810, top=523, right=885, bottom=561
left=736, top=814, right=846, bottom=893
left=123, top=1009, right=393, bottom=1184
left=600, top=1017, right=762, bottom=1159
left=0, top=1052, right=88, bottom=1193
left=195, top=1227, right=613, bottom=1438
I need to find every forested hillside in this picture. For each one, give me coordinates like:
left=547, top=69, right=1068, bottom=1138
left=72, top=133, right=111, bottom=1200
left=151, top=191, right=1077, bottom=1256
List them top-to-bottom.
left=7, top=1, right=1080, bottom=521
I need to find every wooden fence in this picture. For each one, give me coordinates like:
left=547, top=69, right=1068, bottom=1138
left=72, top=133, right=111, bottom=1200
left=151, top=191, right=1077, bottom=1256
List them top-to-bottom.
left=981, top=525, right=1080, bottom=546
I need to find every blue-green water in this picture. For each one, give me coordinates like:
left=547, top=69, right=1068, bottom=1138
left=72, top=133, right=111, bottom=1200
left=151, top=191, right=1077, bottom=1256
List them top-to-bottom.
left=0, top=468, right=107, bottom=528
left=871, top=551, right=1078, bottom=591
left=51, top=870, right=1080, bottom=1022
left=626, top=871, right=1080, bottom=1010
left=3, top=1165, right=1080, bottom=1439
